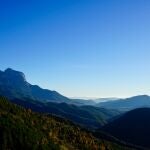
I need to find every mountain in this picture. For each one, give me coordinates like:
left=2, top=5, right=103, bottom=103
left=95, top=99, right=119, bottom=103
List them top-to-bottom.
left=0, top=68, right=69, bottom=102
left=0, top=68, right=123, bottom=129
left=0, top=68, right=110, bottom=106
left=0, top=68, right=123, bottom=107
left=97, top=95, right=150, bottom=111
left=0, top=96, right=134, bottom=150
left=10, top=97, right=121, bottom=129
left=102, top=108, right=150, bottom=149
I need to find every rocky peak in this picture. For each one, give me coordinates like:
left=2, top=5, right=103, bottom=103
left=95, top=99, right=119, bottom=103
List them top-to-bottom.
left=4, top=68, right=27, bottom=82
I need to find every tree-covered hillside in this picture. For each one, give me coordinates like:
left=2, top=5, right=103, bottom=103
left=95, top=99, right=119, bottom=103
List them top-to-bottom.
left=0, top=96, right=133, bottom=150
left=10, top=97, right=121, bottom=129
left=103, top=107, right=150, bottom=149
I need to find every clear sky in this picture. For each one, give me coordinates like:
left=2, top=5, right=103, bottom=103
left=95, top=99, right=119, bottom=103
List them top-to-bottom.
left=0, top=0, right=150, bottom=98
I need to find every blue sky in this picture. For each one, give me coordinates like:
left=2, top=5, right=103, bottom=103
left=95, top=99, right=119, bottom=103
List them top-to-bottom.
left=0, top=0, right=150, bottom=98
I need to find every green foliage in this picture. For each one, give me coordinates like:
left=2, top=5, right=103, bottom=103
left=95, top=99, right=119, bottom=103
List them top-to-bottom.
left=0, top=96, right=133, bottom=150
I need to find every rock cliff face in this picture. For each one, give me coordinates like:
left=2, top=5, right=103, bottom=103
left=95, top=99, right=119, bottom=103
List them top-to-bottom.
left=0, top=68, right=69, bottom=102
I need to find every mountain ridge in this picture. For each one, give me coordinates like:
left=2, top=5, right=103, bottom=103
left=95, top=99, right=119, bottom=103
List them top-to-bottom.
left=0, top=68, right=70, bottom=103
left=0, top=68, right=123, bottom=129
left=97, top=95, right=150, bottom=111
left=9, top=97, right=121, bottom=129
left=102, top=107, right=150, bottom=149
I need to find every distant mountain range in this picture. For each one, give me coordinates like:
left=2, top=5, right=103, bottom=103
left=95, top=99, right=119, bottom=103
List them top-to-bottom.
left=0, top=68, right=114, bottom=106
left=1, top=68, right=150, bottom=111
left=97, top=95, right=150, bottom=111
left=102, top=108, right=150, bottom=149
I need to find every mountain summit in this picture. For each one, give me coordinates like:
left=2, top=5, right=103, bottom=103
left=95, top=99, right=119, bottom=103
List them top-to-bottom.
left=0, top=68, right=69, bottom=102
left=4, top=68, right=27, bottom=82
